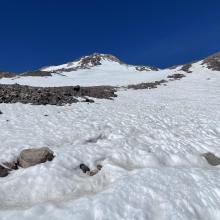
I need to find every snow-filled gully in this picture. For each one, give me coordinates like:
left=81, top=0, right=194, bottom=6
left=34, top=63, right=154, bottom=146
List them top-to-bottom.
left=0, top=67, right=220, bottom=219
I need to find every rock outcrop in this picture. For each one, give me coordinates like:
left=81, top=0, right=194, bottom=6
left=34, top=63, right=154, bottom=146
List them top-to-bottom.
left=0, top=84, right=117, bottom=105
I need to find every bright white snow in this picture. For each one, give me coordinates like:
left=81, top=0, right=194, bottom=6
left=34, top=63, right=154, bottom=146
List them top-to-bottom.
left=0, top=60, right=164, bottom=87
left=0, top=63, right=220, bottom=219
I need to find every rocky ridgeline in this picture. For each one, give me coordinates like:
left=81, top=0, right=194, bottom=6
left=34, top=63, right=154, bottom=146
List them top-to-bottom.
left=0, top=84, right=117, bottom=105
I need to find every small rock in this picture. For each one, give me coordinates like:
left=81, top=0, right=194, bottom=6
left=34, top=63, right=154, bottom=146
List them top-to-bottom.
left=74, top=85, right=81, bottom=92
left=84, top=98, right=95, bottom=103
left=0, top=110, right=2, bottom=114
left=18, top=147, right=55, bottom=168
left=202, top=152, right=220, bottom=166
left=2, top=161, right=18, bottom=171
left=79, top=164, right=90, bottom=173
left=97, top=164, right=102, bottom=170
left=0, top=165, right=9, bottom=177
left=88, top=165, right=102, bottom=176
left=88, top=170, right=99, bottom=176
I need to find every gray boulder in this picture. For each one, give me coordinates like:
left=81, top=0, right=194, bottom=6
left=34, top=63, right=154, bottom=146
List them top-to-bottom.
left=18, top=147, right=55, bottom=168
left=202, top=152, right=220, bottom=166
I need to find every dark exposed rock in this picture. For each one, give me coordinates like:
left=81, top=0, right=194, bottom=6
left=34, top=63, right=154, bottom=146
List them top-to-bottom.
left=202, top=52, right=220, bottom=71
left=181, top=63, right=193, bottom=73
left=135, top=66, right=159, bottom=71
left=21, top=70, right=52, bottom=77
left=0, top=71, right=16, bottom=79
left=167, top=73, right=186, bottom=80
left=127, top=80, right=167, bottom=90
left=0, top=84, right=117, bottom=105
left=73, top=85, right=81, bottom=92
left=83, top=98, right=95, bottom=103
left=0, top=110, right=2, bottom=114
left=18, top=147, right=55, bottom=168
left=202, top=152, right=220, bottom=166
left=79, top=164, right=90, bottom=173
left=97, top=164, right=102, bottom=170
left=0, top=165, right=9, bottom=177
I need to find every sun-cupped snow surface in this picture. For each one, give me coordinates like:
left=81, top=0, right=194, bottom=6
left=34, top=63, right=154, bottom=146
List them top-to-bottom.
left=0, top=60, right=165, bottom=87
left=0, top=65, right=220, bottom=219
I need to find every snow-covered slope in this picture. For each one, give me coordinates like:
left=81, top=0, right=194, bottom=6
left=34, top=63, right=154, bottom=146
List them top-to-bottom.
left=1, top=52, right=219, bottom=87
left=0, top=53, right=220, bottom=220
left=0, top=53, right=162, bottom=87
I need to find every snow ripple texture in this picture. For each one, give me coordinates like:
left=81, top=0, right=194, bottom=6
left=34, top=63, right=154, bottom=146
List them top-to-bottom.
left=0, top=66, right=220, bottom=219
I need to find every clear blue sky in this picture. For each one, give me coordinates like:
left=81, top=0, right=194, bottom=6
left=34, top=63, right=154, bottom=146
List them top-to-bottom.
left=0, top=0, right=220, bottom=73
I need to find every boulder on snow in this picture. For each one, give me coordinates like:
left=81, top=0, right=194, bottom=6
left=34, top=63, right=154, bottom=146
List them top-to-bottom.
left=18, top=147, right=55, bottom=168
left=202, top=152, right=220, bottom=166
left=2, top=161, right=18, bottom=171
left=79, top=164, right=90, bottom=173
left=88, top=164, right=103, bottom=176
left=0, top=165, right=9, bottom=177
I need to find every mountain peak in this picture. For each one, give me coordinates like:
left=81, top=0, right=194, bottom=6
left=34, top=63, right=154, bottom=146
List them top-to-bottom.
left=41, top=53, right=158, bottom=73
left=76, top=53, right=123, bottom=67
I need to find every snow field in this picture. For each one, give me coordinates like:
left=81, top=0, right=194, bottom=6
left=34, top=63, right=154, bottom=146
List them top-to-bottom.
left=0, top=61, right=166, bottom=87
left=0, top=63, right=220, bottom=219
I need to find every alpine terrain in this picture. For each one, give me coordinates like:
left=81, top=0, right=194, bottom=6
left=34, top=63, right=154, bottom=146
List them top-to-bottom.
left=0, top=52, right=220, bottom=220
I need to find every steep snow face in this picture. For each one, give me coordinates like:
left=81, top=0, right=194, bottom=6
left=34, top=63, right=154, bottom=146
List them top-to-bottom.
left=0, top=54, right=161, bottom=87
left=0, top=64, right=220, bottom=219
